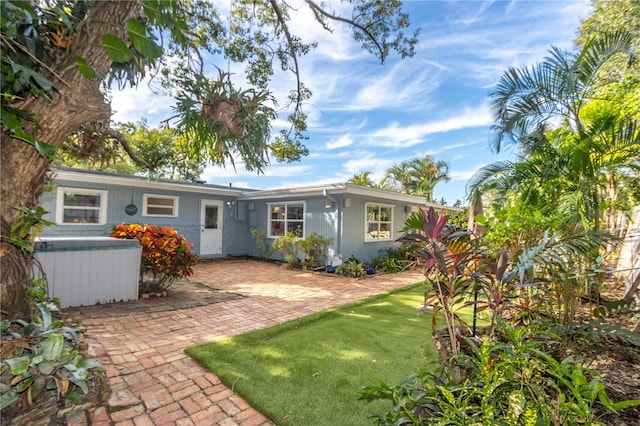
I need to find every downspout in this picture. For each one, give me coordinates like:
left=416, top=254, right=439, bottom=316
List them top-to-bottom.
left=322, top=189, right=338, bottom=206
left=337, top=196, right=343, bottom=261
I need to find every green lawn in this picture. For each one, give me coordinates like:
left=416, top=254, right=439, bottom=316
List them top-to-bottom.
left=185, top=283, right=438, bottom=426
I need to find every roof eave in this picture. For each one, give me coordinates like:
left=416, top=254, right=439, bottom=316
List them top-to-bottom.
left=52, top=168, right=244, bottom=196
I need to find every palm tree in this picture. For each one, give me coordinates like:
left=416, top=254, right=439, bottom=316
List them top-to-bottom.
left=482, top=31, right=638, bottom=231
left=490, top=31, right=635, bottom=154
left=472, top=113, right=639, bottom=233
left=383, top=155, right=450, bottom=201
left=408, top=156, right=450, bottom=201
left=382, top=161, right=414, bottom=192
left=348, top=171, right=375, bottom=187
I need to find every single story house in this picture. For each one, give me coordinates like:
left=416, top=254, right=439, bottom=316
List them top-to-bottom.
left=40, top=167, right=458, bottom=264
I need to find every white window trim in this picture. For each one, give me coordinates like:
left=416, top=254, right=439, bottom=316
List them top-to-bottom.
left=56, top=187, right=108, bottom=225
left=142, top=194, right=179, bottom=217
left=267, top=201, right=306, bottom=238
left=364, top=202, right=394, bottom=242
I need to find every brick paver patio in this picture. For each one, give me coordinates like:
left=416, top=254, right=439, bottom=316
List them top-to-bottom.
left=64, top=258, right=424, bottom=425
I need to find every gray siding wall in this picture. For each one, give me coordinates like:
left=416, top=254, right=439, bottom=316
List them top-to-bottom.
left=40, top=180, right=251, bottom=257
left=245, top=194, right=415, bottom=265
left=246, top=196, right=340, bottom=262
left=340, top=196, right=412, bottom=263
left=223, top=202, right=252, bottom=257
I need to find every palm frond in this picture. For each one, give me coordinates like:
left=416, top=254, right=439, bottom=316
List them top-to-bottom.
left=488, top=30, right=635, bottom=153
left=575, top=30, right=635, bottom=92
left=506, top=230, right=614, bottom=284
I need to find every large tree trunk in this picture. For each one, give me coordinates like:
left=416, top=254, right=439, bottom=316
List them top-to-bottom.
left=0, top=1, right=140, bottom=319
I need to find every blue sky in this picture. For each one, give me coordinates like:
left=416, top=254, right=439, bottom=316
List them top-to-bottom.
left=110, top=0, right=592, bottom=205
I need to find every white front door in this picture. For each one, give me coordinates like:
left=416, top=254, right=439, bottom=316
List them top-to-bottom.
left=200, top=200, right=223, bottom=255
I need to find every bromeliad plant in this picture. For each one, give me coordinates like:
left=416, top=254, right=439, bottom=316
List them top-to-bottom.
left=111, top=223, right=198, bottom=294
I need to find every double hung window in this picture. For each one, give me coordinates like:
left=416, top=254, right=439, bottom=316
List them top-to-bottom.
left=268, top=202, right=305, bottom=237
left=365, top=203, right=393, bottom=241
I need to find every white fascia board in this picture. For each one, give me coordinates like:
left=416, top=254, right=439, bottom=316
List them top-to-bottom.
left=52, top=169, right=243, bottom=196
left=239, top=182, right=460, bottom=211
left=238, top=183, right=348, bottom=200
left=342, top=184, right=464, bottom=212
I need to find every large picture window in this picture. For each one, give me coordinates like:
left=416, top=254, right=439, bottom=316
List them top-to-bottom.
left=56, top=187, right=108, bottom=225
left=143, top=194, right=179, bottom=217
left=268, top=202, right=305, bottom=237
left=365, top=203, right=393, bottom=241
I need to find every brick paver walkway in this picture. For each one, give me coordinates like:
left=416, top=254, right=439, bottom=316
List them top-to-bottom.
left=65, top=259, right=424, bottom=425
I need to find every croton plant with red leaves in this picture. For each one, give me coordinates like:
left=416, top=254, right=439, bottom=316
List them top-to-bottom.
left=112, top=223, right=199, bottom=293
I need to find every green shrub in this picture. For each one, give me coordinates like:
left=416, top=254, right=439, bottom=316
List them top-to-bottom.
left=250, top=227, right=275, bottom=259
left=272, top=231, right=301, bottom=269
left=299, top=232, right=333, bottom=269
left=378, top=243, right=424, bottom=269
left=371, top=255, right=405, bottom=273
left=335, top=260, right=365, bottom=277
left=0, top=304, right=102, bottom=413
left=361, top=320, right=640, bottom=425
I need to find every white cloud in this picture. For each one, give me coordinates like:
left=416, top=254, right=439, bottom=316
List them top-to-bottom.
left=451, top=0, right=496, bottom=26
left=308, top=59, right=442, bottom=114
left=109, top=83, right=174, bottom=126
left=367, top=106, right=493, bottom=147
left=326, top=135, right=353, bottom=150
left=341, top=153, right=396, bottom=182
left=449, top=169, right=480, bottom=181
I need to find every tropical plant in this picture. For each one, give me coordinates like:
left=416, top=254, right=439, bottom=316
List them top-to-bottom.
left=0, top=0, right=418, bottom=319
left=577, top=0, right=640, bottom=122
left=483, top=31, right=638, bottom=231
left=382, top=155, right=450, bottom=201
left=408, top=156, right=451, bottom=201
left=348, top=171, right=375, bottom=187
left=474, top=201, right=569, bottom=258
left=2, top=206, right=54, bottom=254
left=398, top=207, right=480, bottom=374
left=400, top=207, right=616, bottom=353
left=111, top=223, right=198, bottom=293
left=250, top=227, right=275, bottom=260
left=506, top=230, right=613, bottom=325
left=272, top=231, right=301, bottom=269
left=299, top=232, right=332, bottom=269
left=371, top=255, right=405, bottom=273
left=335, top=260, right=365, bottom=278
left=0, top=303, right=101, bottom=413
left=361, top=320, right=640, bottom=425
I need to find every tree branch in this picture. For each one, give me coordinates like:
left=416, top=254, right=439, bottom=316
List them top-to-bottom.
left=268, top=0, right=302, bottom=108
left=304, top=0, right=384, bottom=60
left=80, top=122, right=154, bottom=170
